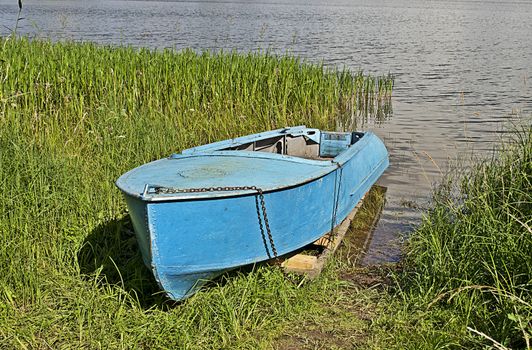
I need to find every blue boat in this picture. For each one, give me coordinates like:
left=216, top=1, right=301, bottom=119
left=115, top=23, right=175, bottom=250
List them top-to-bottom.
left=116, top=126, right=389, bottom=300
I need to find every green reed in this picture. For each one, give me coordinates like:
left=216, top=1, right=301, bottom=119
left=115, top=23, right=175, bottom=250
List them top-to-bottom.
left=0, top=37, right=393, bottom=348
left=391, top=125, right=532, bottom=349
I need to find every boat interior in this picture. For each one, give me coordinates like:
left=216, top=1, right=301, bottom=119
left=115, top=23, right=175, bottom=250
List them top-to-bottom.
left=222, top=131, right=365, bottom=160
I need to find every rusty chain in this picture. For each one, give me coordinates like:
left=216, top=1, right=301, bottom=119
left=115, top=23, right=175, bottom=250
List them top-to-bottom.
left=152, top=185, right=278, bottom=258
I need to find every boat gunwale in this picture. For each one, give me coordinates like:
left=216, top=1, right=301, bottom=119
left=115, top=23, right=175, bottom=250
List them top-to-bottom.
left=181, top=125, right=320, bottom=155
left=171, top=149, right=337, bottom=166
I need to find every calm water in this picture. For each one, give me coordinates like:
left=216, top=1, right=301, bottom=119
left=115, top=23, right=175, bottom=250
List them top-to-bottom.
left=2, top=0, right=531, bottom=264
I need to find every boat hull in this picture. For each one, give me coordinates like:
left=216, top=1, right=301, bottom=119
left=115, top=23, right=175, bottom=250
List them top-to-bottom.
left=120, top=131, right=388, bottom=300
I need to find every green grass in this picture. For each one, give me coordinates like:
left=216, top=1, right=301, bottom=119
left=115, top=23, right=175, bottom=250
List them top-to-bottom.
left=1, top=36, right=530, bottom=349
left=0, top=37, right=393, bottom=349
left=377, top=125, right=532, bottom=349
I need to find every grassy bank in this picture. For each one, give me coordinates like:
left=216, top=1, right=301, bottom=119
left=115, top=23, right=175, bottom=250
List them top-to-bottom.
left=1, top=37, right=529, bottom=349
left=0, top=38, right=393, bottom=348
left=377, top=125, right=532, bottom=349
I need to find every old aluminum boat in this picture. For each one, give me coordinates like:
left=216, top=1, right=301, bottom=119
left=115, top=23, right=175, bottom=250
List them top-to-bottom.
left=116, top=126, right=388, bottom=300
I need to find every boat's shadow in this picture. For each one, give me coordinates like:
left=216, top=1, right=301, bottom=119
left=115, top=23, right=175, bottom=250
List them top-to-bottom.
left=78, top=215, right=268, bottom=309
left=78, top=216, right=175, bottom=309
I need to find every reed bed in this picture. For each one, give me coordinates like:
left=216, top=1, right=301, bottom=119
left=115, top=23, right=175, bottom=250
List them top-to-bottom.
left=0, top=37, right=393, bottom=348
left=387, top=125, right=532, bottom=349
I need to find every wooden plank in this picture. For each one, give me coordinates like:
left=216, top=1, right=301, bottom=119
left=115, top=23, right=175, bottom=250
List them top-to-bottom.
left=280, top=193, right=367, bottom=278
left=313, top=235, right=332, bottom=247
left=281, top=255, right=318, bottom=273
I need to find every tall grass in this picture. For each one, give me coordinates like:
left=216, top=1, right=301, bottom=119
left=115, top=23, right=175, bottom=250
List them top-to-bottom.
left=0, top=38, right=393, bottom=348
left=396, top=125, right=532, bottom=349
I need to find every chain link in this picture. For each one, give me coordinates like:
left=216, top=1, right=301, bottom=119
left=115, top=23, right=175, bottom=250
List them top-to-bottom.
left=153, top=185, right=278, bottom=258
left=154, top=185, right=258, bottom=194
left=256, top=188, right=277, bottom=258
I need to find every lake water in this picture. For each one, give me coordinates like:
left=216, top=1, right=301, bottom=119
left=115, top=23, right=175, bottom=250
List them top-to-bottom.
left=2, top=0, right=530, bottom=264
